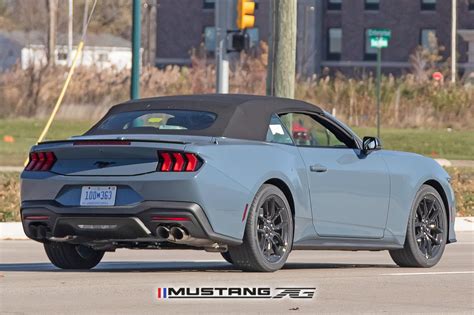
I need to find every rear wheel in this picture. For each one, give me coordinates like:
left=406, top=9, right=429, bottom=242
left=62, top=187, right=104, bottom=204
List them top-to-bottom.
left=228, top=184, right=293, bottom=272
left=389, top=185, right=447, bottom=268
left=44, top=242, right=105, bottom=269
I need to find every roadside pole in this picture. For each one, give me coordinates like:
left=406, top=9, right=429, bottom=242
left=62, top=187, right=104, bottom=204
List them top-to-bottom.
left=131, top=0, right=141, bottom=99
left=215, top=0, right=229, bottom=93
left=266, top=0, right=297, bottom=99
left=451, top=0, right=457, bottom=84
left=368, top=29, right=391, bottom=139
left=376, top=47, right=381, bottom=139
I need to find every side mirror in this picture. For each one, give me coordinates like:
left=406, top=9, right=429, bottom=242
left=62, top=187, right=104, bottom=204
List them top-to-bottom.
left=362, top=136, right=382, bottom=154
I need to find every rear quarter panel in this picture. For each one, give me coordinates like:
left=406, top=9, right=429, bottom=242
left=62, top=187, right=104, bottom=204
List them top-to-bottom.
left=188, top=139, right=314, bottom=241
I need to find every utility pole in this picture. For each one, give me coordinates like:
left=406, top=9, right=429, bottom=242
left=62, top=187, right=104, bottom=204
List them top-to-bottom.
left=47, top=0, right=58, bottom=66
left=67, top=0, right=73, bottom=67
left=131, top=0, right=142, bottom=99
left=215, top=0, right=230, bottom=94
left=266, top=0, right=297, bottom=98
left=451, top=0, right=457, bottom=84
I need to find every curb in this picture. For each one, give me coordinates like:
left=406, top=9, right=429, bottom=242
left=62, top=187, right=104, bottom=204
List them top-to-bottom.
left=1, top=217, right=473, bottom=240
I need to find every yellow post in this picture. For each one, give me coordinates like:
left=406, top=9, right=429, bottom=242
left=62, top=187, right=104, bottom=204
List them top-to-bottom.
left=24, top=41, right=85, bottom=166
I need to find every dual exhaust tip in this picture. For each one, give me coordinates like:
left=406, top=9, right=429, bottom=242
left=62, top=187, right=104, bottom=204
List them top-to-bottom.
left=156, top=225, right=189, bottom=242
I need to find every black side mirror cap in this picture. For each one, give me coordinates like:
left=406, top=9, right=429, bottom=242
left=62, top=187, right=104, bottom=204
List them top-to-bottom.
left=362, top=136, right=382, bottom=154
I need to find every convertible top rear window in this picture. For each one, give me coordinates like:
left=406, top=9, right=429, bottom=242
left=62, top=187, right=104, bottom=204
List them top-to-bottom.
left=94, top=110, right=217, bottom=132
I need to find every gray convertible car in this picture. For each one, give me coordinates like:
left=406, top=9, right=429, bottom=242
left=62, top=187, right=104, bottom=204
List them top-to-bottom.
left=20, top=94, right=456, bottom=272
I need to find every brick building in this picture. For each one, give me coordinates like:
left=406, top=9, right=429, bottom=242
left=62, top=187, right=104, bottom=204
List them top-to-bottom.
left=155, top=0, right=474, bottom=76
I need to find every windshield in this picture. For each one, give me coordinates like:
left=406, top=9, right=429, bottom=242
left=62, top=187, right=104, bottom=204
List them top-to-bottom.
left=95, top=110, right=217, bottom=132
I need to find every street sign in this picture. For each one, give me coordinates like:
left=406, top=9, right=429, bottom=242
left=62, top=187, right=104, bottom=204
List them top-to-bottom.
left=367, top=29, right=391, bottom=139
left=369, top=29, right=391, bottom=49
left=432, top=71, right=444, bottom=81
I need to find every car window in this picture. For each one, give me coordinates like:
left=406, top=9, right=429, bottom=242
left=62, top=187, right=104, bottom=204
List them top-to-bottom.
left=96, top=110, right=217, bottom=131
left=279, top=113, right=349, bottom=148
left=266, top=114, right=293, bottom=144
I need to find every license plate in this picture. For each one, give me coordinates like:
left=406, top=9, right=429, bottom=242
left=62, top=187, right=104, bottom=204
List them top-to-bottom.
left=80, top=186, right=117, bottom=206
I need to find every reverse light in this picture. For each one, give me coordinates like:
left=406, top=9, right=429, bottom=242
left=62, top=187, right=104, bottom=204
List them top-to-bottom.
left=25, top=151, right=56, bottom=172
left=157, top=151, right=202, bottom=172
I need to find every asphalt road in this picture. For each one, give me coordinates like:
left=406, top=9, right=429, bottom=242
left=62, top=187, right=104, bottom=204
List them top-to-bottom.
left=0, top=232, right=473, bottom=314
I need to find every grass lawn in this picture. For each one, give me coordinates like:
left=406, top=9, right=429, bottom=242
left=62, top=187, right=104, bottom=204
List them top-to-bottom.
left=0, top=119, right=472, bottom=166
left=0, top=119, right=92, bottom=166
left=353, top=127, right=474, bottom=161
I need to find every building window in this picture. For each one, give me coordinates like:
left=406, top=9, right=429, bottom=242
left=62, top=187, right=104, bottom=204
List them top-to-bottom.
left=203, top=0, right=214, bottom=9
left=204, top=0, right=259, bottom=10
left=327, top=0, right=342, bottom=10
left=365, top=0, right=379, bottom=10
left=421, top=0, right=436, bottom=10
left=469, top=0, right=474, bottom=10
left=204, top=26, right=216, bottom=51
left=327, top=28, right=342, bottom=60
left=364, top=29, right=378, bottom=61
left=420, top=29, right=437, bottom=50
left=57, top=52, right=68, bottom=61
left=98, top=53, right=109, bottom=62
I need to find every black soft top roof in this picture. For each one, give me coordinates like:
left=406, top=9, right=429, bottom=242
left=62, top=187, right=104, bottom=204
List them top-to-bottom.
left=85, top=94, right=324, bottom=141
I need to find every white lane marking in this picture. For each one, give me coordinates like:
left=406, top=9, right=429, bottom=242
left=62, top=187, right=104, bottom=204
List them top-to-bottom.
left=382, top=271, right=474, bottom=276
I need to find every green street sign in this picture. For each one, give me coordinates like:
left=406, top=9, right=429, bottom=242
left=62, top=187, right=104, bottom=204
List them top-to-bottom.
left=369, top=28, right=391, bottom=49
left=370, top=37, right=389, bottom=48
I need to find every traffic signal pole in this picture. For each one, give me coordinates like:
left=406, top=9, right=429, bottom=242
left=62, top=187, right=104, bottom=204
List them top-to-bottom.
left=131, top=0, right=141, bottom=99
left=215, top=0, right=230, bottom=93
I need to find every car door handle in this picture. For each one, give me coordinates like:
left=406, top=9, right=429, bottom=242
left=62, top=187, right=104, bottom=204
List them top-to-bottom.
left=310, top=164, right=328, bottom=173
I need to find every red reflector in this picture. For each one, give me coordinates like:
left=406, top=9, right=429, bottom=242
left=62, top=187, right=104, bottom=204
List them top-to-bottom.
left=73, top=140, right=131, bottom=146
left=160, top=152, right=173, bottom=172
left=173, top=152, right=185, bottom=171
left=185, top=153, right=198, bottom=172
left=24, top=215, right=49, bottom=220
left=151, top=216, right=190, bottom=221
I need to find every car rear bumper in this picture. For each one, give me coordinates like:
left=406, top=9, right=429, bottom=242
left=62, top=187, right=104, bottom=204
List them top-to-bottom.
left=20, top=200, right=242, bottom=246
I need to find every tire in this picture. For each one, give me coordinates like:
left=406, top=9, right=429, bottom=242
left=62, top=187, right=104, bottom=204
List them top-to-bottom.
left=228, top=184, right=293, bottom=272
left=389, top=185, right=448, bottom=268
left=44, top=242, right=105, bottom=270
left=221, top=251, right=233, bottom=264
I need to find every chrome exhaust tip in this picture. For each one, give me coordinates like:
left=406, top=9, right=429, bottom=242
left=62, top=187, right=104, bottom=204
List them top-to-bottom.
left=156, top=226, right=170, bottom=240
left=169, top=226, right=189, bottom=241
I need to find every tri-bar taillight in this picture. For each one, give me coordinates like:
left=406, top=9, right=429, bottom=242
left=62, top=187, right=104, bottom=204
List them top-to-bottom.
left=157, top=151, right=202, bottom=172
left=25, top=152, right=57, bottom=171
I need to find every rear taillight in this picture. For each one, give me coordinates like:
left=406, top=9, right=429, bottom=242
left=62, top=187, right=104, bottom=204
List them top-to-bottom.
left=25, top=151, right=56, bottom=171
left=157, top=151, right=202, bottom=172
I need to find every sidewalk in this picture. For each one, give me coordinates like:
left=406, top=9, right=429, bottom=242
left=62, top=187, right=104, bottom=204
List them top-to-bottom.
left=1, top=218, right=472, bottom=240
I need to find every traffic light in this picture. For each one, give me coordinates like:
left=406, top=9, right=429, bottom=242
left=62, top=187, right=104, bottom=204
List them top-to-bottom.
left=236, top=0, right=255, bottom=30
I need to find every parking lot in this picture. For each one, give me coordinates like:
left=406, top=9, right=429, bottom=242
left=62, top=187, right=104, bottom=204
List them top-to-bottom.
left=0, top=232, right=472, bottom=314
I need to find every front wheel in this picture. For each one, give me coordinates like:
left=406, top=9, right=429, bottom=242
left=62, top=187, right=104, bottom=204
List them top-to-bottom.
left=227, top=184, right=293, bottom=272
left=389, top=185, right=448, bottom=268
left=44, top=242, right=105, bottom=269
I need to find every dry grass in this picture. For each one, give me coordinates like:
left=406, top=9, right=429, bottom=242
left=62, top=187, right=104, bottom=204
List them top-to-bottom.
left=0, top=43, right=472, bottom=128
left=0, top=172, right=20, bottom=222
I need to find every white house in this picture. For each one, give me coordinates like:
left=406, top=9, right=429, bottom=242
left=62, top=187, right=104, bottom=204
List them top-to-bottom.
left=0, top=31, right=137, bottom=71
